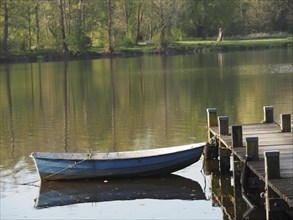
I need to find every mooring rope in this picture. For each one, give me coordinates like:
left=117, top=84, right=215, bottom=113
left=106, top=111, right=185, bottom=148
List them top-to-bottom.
left=19, top=154, right=92, bottom=186
left=15, top=155, right=91, bottom=187
left=42, top=157, right=90, bottom=180
left=19, top=179, right=40, bottom=186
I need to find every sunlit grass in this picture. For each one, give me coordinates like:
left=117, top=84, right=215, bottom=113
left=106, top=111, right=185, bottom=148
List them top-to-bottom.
left=88, top=37, right=292, bottom=54
left=172, top=37, right=292, bottom=46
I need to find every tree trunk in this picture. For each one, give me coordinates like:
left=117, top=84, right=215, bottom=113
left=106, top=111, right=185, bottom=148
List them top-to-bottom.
left=2, top=0, right=9, bottom=56
left=59, top=0, right=69, bottom=54
left=106, top=0, right=114, bottom=54
left=122, top=0, right=129, bottom=38
left=135, top=1, right=143, bottom=44
left=158, top=1, right=166, bottom=52
left=35, top=2, right=40, bottom=47
left=28, top=6, right=32, bottom=50
left=217, top=28, right=223, bottom=42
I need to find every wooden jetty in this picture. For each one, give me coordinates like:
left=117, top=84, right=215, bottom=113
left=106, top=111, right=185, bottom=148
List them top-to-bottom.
left=205, top=106, right=293, bottom=220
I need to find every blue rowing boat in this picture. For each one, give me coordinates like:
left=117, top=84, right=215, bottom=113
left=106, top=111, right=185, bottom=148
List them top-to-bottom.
left=30, top=142, right=205, bottom=181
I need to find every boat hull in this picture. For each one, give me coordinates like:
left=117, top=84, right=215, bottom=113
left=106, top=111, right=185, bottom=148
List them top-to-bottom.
left=31, top=143, right=205, bottom=181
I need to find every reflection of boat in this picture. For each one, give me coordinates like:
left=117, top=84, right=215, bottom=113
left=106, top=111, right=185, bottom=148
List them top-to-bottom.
left=30, top=143, right=205, bottom=181
left=35, top=174, right=206, bottom=208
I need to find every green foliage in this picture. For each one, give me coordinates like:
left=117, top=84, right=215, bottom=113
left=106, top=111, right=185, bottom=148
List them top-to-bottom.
left=0, top=0, right=292, bottom=55
left=67, top=27, right=92, bottom=54
left=120, top=37, right=136, bottom=47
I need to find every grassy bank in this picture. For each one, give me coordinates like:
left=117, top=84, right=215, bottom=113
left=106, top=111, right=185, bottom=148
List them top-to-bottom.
left=1, top=37, right=292, bottom=63
left=130, top=37, right=292, bottom=54
left=169, top=37, right=293, bottom=52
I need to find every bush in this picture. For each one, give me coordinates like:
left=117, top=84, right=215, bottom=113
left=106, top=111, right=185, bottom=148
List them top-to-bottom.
left=67, top=27, right=92, bottom=54
left=121, top=37, right=136, bottom=47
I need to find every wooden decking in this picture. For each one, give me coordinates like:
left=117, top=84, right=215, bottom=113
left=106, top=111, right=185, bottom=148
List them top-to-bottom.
left=209, top=122, right=293, bottom=208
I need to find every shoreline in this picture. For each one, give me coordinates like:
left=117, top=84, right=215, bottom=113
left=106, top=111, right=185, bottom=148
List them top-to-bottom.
left=1, top=38, right=292, bottom=64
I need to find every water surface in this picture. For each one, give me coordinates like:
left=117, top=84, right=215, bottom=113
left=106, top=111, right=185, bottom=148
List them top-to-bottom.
left=1, top=48, right=292, bottom=219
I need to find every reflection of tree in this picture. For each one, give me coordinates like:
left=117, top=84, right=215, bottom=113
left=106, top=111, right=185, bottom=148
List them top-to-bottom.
left=160, top=56, right=168, bottom=145
left=110, top=58, right=117, bottom=151
left=63, top=61, right=69, bottom=151
left=30, top=63, right=35, bottom=108
left=37, top=63, right=45, bottom=131
left=38, top=63, right=44, bottom=123
left=5, top=65, right=15, bottom=158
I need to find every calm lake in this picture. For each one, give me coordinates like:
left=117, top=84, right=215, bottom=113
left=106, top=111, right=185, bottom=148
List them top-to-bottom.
left=1, top=48, right=292, bottom=219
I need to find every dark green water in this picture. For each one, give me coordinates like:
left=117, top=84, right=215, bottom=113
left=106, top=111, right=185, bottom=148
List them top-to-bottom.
left=0, top=48, right=292, bottom=219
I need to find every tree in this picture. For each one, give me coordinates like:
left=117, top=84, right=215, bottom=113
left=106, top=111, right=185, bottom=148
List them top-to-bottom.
left=2, top=0, right=9, bottom=56
left=59, top=0, right=69, bottom=54
left=66, top=0, right=92, bottom=53
left=106, top=0, right=114, bottom=54
left=121, top=0, right=133, bottom=39
left=134, top=0, right=144, bottom=44
left=151, top=0, right=179, bottom=52
left=175, top=0, right=239, bottom=39
left=247, top=0, right=271, bottom=32
left=270, top=0, right=293, bottom=32
left=34, top=2, right=40, bottom=47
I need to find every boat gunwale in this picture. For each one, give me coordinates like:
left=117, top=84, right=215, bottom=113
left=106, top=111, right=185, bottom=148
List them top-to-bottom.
left=30, top=142, right=205, bottom=161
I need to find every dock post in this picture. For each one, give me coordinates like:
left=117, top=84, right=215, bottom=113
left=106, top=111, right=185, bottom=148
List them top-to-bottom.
left=263, top=106, right=274, bottom=123
left=206, top=108, right=219, bottom=161
left=207, top=108, right=218, bottom=127
left=207, top=108, right=218, bottom=140
left=280, top=114, right=291, bottom=132
left=217, top=116, right=230, bottom=174
left=218, top=116, right=229, bottom=135
left=232, top=125, right=243, bottom=148
left=232, top=125, right=243, bottom=187
left=246, top=137, right=259, bottom=161
left=219, top=146, right=231, bottom=174
left=264, top=151, right=280, bottom=220
left=264, top=151, right=280, bottom=179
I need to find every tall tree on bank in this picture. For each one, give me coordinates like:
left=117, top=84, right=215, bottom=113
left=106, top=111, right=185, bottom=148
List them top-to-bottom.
left=2, top=0, right=9, bottom=56
left=59, top=0, right=68, bottom=54
left=66, top=0, right=92, bottom=53
left=106, top=0, right=114, bottom=54
left=120, top=0, right=133, bottom=40
left=135, top=0, right=144, bottom=44
left=152, top=0, right=178, bottom=52
left=34, top=2, right=40, bottom=47
left=26, top=3, right=32, bottom=50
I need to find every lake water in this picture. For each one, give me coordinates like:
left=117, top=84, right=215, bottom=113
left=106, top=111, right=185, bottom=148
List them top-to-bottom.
left=1, top=48, right=292, bottom=219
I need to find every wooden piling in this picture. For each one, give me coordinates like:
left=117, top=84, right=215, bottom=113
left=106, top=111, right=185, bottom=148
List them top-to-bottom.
left=263, top=106, right=274, bottom=123
left=207, top=108, right=218, bottom=127
left=207, top=108, right=218, bottom=142
left=280, top=114, right=291, bottom=132
left=218, top=116, right=229, bottom=135
left=218, top=116, right=230, bottom=173
left=232, top=125, right=243, bottom=148
left=232, top=125, right=244, bottom=190
left=246, top=137, right=259, bottom=161
left=219, top=145, right=231, bottom=174
left=264, top=151, right=280, bottom=220
left=264, top=151, right=280, bottom=179
left=232, top=155, right=242, bottom=187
